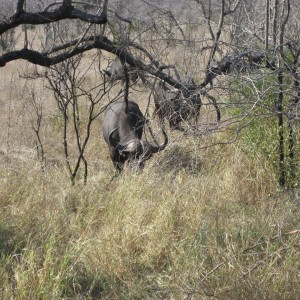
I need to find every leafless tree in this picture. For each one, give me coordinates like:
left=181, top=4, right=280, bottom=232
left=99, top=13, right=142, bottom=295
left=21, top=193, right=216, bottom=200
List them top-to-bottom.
left=41, top=55, right=118, bottom=184
left=27, top=88, right=46, bottom=171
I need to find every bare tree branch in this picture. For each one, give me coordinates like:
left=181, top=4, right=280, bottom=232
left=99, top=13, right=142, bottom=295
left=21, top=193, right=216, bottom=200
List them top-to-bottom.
left=16, top=0, right=25, bottom=14
left=0, top=1, right=108, bottom=35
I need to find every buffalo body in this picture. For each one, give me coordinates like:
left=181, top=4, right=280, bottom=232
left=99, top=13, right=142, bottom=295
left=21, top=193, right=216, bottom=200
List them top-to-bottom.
left=153, top=80, right=202, bottom=130
left=102, top=100, right=167, bottom=171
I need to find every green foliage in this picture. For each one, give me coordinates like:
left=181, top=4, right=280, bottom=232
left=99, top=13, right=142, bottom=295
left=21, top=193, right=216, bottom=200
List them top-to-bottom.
left=228, top=71, right=300, bottom=187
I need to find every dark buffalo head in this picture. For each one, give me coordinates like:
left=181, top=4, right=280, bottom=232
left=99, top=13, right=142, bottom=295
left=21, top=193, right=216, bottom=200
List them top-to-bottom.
left=104, top=58, right=145, bottom=85
left=153, top=79, right=202, bottom=130
left=102, top=100, right=168, bottom=171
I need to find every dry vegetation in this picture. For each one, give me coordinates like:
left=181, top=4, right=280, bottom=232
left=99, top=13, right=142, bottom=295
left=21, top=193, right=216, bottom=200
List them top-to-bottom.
left=1, top=0, right=300, bottom=299
left=0, top=58, right=300, bottom=299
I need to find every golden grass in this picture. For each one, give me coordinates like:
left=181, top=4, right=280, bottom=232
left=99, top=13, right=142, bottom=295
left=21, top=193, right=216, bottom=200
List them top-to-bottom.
left=1, top=137, right=299, bottom=299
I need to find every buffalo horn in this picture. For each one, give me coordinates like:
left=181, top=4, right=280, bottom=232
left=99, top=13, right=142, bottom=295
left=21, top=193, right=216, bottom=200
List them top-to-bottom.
left=108, top=127, right=125, bottom=151
left=149, top=129, right=168, bottom=153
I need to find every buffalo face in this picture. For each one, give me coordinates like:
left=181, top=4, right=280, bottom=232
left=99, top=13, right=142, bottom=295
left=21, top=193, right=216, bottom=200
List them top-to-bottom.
left=108, top=126, right=168, bottom=170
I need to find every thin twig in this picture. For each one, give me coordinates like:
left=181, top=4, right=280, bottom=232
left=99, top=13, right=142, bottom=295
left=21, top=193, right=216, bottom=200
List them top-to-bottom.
left=243, top=229, right=300, bottom=253
left=242, top=246, right=290, bottom=276
left=200, top=261, right=225, bottom=283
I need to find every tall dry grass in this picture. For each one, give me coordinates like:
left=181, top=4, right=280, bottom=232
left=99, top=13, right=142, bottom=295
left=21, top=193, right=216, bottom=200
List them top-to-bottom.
left=1, top=140, right=300, bottom=298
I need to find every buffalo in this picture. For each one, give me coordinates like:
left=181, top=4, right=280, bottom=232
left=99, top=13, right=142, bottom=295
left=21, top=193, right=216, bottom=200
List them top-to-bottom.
left=104, top=58, right=145, bottom=85
left=153, top=79, right=202, bottom=130
left=102, top=100, right=168, bottom=171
